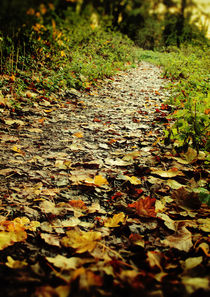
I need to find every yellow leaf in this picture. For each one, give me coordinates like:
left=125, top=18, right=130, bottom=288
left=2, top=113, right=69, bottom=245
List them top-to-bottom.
left=40, top=4, right=47, bottom=15
left=60, top=51, right=66, bottom=57
left=44, top=109, right=54, bottom=113
left=73, top=132, right=84, bottom=138
left=11, top=145, right=24, bottom=155
left=151, top=168, right=184, bottom=178
left=85, top=175, right=109, bottom=187
left=94, top=175, right=108, bottom=186
left=125, top=176, right=141, bottom=185
left=104, top=212, right=125, bottom=227
left=0, top=220, right=27, bottom=250
left=61, top=229, right=101, bottom=253
left=46, top=255, right=83, bottom=270
left=6, top=256, right=28, bottom=269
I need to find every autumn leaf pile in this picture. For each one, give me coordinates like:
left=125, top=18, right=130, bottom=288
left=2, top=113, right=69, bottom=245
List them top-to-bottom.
left=0, top=62, right=209, bottom=297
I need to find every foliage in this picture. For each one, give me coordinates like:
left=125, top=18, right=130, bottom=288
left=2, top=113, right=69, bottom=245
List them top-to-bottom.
left=0, top=5, right=137, bottom=107
left=135, top=44, right=210, bottom=153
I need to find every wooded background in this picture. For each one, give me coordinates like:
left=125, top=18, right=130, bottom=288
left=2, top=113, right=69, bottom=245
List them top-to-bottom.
left=0, top=0, right=209, bottom=48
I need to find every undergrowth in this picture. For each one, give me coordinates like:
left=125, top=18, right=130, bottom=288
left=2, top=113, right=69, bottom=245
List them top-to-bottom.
left=0, top=7, right=137, bottom=107
left=136, top=44, right=210, bottom=153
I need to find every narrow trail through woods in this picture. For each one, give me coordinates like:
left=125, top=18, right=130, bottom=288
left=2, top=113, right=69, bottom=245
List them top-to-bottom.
left=1, top=61, right=171, bottom=201
left=0, top=62, right=209, bottom=297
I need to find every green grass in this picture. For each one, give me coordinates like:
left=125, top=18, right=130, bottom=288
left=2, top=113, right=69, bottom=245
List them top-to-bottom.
left=135, top=45, right=210, bottom=153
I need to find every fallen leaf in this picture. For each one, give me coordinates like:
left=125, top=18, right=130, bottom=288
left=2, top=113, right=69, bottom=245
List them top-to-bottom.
left=5, top=119, right=25, bottom=126
left=73, top=132, right=84, bottom=138
left=0, top=135, right=19, bottom=142
left=11, top=145, right=24, bottom=155
left=180, top=147, right=198, bottom=163
left=122, top=151, right=141, bottom=162
left=105, top=157, right=133, bottom=166
left=0, top=168, right=21, bottom=176
left=151, top=168, right=184, bottom=178
left=85, top=175, right=109, bottom=187
left=125, top=175, right=141, bottom=185
left=166, top=179, right=184, bottom=189
left=172, top=187, right=201, bottom=210
left=128, top=196, right=156, bottom=217
left=40, top=200, right=60, bottom=215
left=69, top=200, right=86, bottom=209
left=104, top=212, right=125, bottom=227
left=157, top=213, right=176, bottom=231
left=60, top=217, right=81, bottom=227
left=197, top=218, right=210, bottom=233
left=0, top=219, right=27, bottom=250
left=161, top=223, right=193, bottom=252
left=61, top=229, right=101, bottom=253
left=40, top=233, right=61, bottom=247
left=129, top=233, right=145, bottom=247
left=195, top=242, right=210, bottom=257
left=146, top=251, right=163, bottom=271
left=46, top=255, right=85, bottom=270
left=5, top=256, right=28, bottom=269
left=182, top=256, right=203, bottom=270
left=182, top=277, right=209, bottom=295
left=35, top=285, right=70, bottom=297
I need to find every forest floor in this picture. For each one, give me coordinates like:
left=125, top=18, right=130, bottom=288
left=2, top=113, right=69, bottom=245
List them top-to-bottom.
left=0, top=62, right=209, bottom=297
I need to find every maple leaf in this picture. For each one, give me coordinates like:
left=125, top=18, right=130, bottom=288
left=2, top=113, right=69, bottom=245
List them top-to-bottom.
left=128, top=197, right=156, bottom=217
left=104, top=212, right=126, bottom=227
left=0, top=220, right=27, bottom=250
left=61, top=229, right=101, bottom=253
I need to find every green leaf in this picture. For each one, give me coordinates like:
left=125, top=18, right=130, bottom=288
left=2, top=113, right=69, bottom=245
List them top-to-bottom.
left=196, top=188, right=210, bottom=206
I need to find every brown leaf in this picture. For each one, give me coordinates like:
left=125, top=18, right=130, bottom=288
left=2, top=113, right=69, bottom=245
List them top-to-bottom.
left=172, top=187, right=201, bottom=210
left=128, top=197, right=156, bottom=217
left=69, top=200, right=86, bottom=209
left=161, top=223, right=193, bottom=252
left=40, top=233, right=61, bottom=247
left=129, top=233, right=145, bottom=247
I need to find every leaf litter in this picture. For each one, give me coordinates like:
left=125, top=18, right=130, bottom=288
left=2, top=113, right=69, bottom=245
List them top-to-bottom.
left=0, top=62, right=209, bottom=297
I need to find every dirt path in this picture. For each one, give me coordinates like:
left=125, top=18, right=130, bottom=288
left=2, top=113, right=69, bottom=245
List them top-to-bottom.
left=0, top=62, right=209, bottom=297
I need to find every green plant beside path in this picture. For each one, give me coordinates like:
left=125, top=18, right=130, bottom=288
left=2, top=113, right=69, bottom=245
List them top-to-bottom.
left=136, top=45, right=210, bottom=153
